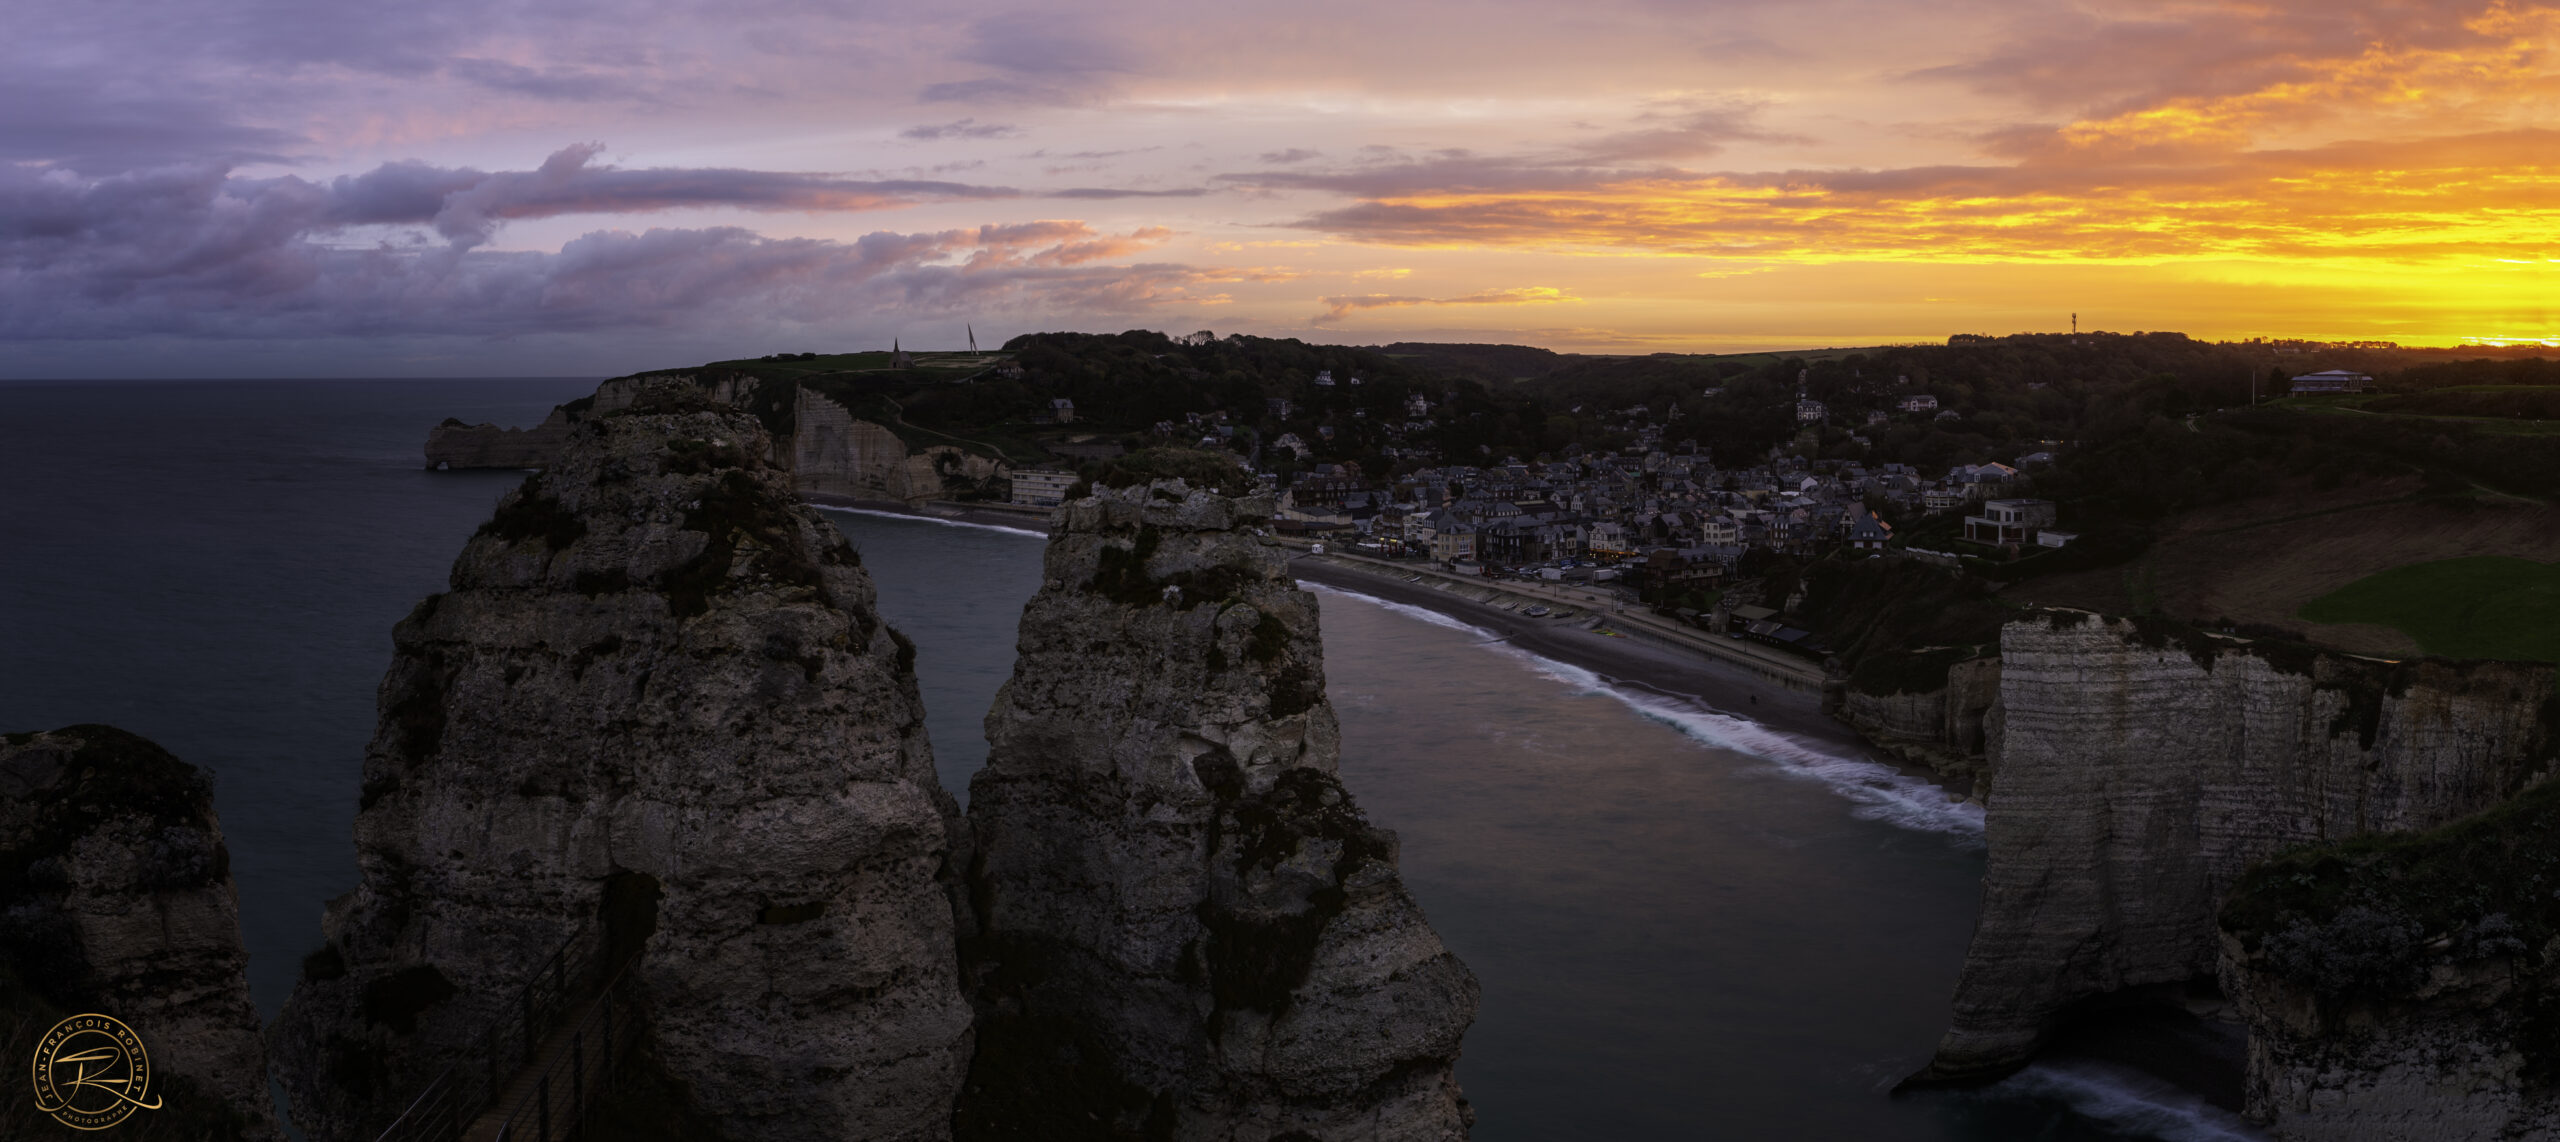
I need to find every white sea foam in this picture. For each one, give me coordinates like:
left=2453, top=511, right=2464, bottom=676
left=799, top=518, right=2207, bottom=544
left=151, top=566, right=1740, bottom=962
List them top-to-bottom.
left=814, top=504, right=1047, bottom=539
left=1309, top=582, right=1987, bottom=842
left=1305, top=583, right=1505, bottom=641
left=1990, top=1061, right=2265, bottom=1142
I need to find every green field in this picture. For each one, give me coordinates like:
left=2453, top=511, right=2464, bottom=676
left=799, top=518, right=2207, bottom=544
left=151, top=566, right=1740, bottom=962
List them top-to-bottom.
left=2298, top=556, right=2560, bottom=662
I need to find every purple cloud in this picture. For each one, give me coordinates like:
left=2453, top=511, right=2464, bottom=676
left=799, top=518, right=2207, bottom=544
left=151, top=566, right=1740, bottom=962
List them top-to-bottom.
left=1909, top=0, right=2517, bottom=113
left=922, top=12, right=1141, bottom=104
left=951, top=13, right=1139, bottom=77
left=444, top=58, right=641, bottom=102
left=0, top=73, right=303, bottom=173
left=1572, top=100, right=1809, bottom=162
left=902, top=119, right=1024, bottom=140
left=315, top=144, right=1020, bottom=247
left=1223, top=153, right=1703, bottom=198
left=0, top=156, right=1223, bottom=342
left=1048, top=186, right=1210, bottom=199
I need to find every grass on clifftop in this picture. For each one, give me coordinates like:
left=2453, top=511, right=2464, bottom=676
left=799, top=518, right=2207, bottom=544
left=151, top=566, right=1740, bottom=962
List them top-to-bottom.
left=2297, top=556, right=2560, bottom=663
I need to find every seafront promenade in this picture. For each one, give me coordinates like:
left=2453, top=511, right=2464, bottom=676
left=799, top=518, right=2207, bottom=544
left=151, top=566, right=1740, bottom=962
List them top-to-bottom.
left=906, top=496, right=1833, bottom=693
left=1284, top=545, right=1830, bottom=693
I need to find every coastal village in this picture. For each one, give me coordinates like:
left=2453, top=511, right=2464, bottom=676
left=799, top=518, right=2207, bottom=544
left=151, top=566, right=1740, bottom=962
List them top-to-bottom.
left=425, top=335, right=2458, bottom=687
left=1003, top=362, right=2081, bottom=658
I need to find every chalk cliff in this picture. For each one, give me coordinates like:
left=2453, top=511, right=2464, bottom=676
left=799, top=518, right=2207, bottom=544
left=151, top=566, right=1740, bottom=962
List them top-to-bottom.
left=423, top=373, right=1004, bottom=505
left=275, top=387, right=972, bottom=1141
left=790, top=387, right=1002, bottom=504
left=959, top=480, right=1479, bottom=1140
left=1922, top=612, right=2559, bottom=1083
left=1834, top=655, right=2001, bottom=792
left=0, top=725, right=279, bottom=1139
left=2220, top=777, right=2560, bottom=1139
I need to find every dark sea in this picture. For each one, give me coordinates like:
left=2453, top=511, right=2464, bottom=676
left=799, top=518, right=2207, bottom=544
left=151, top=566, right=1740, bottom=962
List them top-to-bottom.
left=0, top=380, right=2259, bottom=1140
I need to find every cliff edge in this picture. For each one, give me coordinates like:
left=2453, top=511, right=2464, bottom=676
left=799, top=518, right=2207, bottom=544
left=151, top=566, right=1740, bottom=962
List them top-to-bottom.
left=424, top=373, right=1004, bottom=506
left=274, top=386, right=972, bottom=1141
left=959, top=479, right=1479, bottom=1140
left=1921, top=611, right=2559, bottom=1083
left=1, top=725, right=279, bottom=1139
left=2222, top=778, right=2560, bottom=1139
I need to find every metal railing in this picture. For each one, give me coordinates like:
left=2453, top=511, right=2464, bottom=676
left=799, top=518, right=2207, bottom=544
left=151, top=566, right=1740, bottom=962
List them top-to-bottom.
left=373, top=922, right=625, bottom=1142
left=489, top=960, right=645, bottom=1142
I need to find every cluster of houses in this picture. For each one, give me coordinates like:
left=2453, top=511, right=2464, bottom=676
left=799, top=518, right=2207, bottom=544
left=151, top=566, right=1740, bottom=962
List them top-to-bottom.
left=997, top=367, right=2083, bottom=602
left=1252, top=447, right=2072, bottom=593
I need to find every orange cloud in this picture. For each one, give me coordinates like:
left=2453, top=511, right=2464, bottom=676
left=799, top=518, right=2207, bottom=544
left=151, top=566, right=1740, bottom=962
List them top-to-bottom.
left=1259, top=0, right=2560, bottom=294
left=1295, top=130, right=2560, bottom=265
left=1313, top=286, right=1576, bottom=323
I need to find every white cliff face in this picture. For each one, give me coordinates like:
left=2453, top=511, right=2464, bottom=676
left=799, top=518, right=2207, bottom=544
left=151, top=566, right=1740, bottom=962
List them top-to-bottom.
left=425, top=373, right=1008, bottom=507
left=790, top=388, right=1004, bottom=505
left=274, top=392, right=972, bottom=1141
left=960, top=480, right=1478, bottom=1141
left=1925, top=612, right=2557, bottom=1082
left=1836, top=656, right=2001, bottom=790
left=0, top=726, right=280, bottom=1140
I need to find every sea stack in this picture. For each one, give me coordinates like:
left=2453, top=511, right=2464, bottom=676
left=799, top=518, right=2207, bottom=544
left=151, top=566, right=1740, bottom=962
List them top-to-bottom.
left=271, top=385, right=972, bottom=1141
left=959, top=476, right=1479, bottom=1140
left=0, top=725, right=280, bottom=1140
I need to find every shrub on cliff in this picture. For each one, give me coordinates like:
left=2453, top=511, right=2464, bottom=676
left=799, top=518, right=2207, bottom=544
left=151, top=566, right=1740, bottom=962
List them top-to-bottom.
left=1066, top=448, right=1254, bottom=499
left=1800, top=557, right=2010, bottom=692
left=2224, top=777, right=2560, bottom=1005
left=2256, top=905, right=2429, bottom=998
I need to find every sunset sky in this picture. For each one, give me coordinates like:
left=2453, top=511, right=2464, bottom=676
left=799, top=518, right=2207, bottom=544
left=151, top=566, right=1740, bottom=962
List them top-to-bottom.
left=10, top=0, right=2560, bottom=375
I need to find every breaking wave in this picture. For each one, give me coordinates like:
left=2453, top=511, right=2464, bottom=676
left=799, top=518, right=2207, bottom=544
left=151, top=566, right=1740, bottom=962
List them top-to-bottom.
left=814, top=504, right=1047, bottom=539
left=1309, top=582, right=1986, bottom=842
left=1306, top=583, right=1506, bottom=641
left=1987, top=1061, right=2265, bottom=1141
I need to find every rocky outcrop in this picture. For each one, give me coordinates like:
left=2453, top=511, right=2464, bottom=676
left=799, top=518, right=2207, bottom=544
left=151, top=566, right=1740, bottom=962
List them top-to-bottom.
left=424, top=373, right=1005, bottom=506
left=276, top=387, right=972, bottom=1141
left=424, top=409, right=572, bottom=470
left=959, top=480, right=1479, bottom=1140
left=1921, top=611, right=2559, bottom=1083
left=1836, top=655, right=2001, bottom=791
left=0, top=725, right=279, bottom=1140
left=2220, top=780, right=2560, bottom=1139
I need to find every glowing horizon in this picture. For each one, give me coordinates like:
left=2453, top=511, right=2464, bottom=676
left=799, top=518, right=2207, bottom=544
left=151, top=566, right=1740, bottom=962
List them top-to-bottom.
left=9, top=0, right=2560, bottom=374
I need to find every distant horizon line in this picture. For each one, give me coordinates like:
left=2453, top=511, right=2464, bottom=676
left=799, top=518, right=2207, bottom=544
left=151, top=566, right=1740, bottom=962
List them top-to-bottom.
left=6, top=328, right=2555, bottom=384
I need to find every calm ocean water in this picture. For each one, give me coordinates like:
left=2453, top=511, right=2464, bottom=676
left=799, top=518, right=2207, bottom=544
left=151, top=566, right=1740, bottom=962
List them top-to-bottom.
left=0, top=380, right=2257, bottom=1140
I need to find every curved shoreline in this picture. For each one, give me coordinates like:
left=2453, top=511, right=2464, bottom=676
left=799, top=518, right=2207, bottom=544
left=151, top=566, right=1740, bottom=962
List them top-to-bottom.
left=822, top=497, right=1867, bottom=749
left=815, top=499, right=2273, bottom=1134
left=1284, top=556, right=1845, bottom=741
